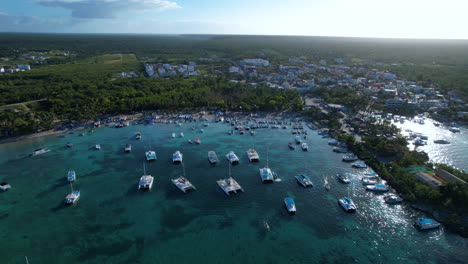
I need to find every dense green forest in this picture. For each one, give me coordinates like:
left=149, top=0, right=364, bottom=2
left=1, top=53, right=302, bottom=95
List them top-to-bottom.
left=1, top=34, right=468, bottom=137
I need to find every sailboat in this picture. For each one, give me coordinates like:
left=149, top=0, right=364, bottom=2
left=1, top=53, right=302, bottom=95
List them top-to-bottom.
left=259, top=147, right=274, bottom=183
left=171, top=162, right=196, bottom=193
left=217, top=163, right=244, bottom=195
left=64, top=182, right=80, bottom=205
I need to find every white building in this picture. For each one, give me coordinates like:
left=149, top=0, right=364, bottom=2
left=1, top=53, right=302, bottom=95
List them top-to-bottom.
left=242, top=59, right=269, bottom=67
left=319, top=60, right=327, bottom=66
left=18, top=65, right=31, bottom=71
left=229, top=66, right=240, bottom=73
left=0, top=67, right=4, bottom=73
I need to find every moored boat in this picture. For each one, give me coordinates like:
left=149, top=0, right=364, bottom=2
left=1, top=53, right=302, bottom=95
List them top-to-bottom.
left=135, top=132, right=142, bottom=139
left=180, top=132, right=184, bottom=137
left=171, top=133, right=176, bottom=138
left=295, top=136, right=302, bottom=144
left=194, top=138, right=201, bottom=144
left=434, top=139, right=450, bottom=144
left=66, top=142, right=73, bottom=148
left=288, top=142, right=295, bottom=150
left=301, top=142, right=308, bottom=151
left=95, top=144, right=101, bottom=150
left=125, top=144, right=132, bottom=152
left=333, top=147, right=348, bottom=153
left=29, top=148, right=51, bottom=157
left=247, top=148, right=260, bottom=162
left=145, top=150, right=157, bottom=161
left=173, top=151, right=183, bottom=164
left=208, top=151, right=219, bottom=164
left=226, top=151, right=239, bottom=165
left=342, top=154, right=358, bottom=162
left=352, top=161, right=367, bottom=168
left=138, top=164, right=153, bottom=190
left=259, top=167, right=274, bottom=183
left=67, top=170, right=76, bottom=182
left=336, top=173, right=350, bottom=184
left=295, top=174, right=313, bottom=187
left=172, top=176, right=196, bottom=193
left=362, top=176, right=379, bottom=185
left=0, top=182, right=11, bottom=191
left=64, top=183, right=80, bottom=205
left=366, top=184, right=390, bottom=192
left=384, top=194, right=403, bottom=204
left=284, top=197, right=296, bottom=214
left=339, top=197, right=356, bottom=213
left=414, top=218, right=440, bottom=230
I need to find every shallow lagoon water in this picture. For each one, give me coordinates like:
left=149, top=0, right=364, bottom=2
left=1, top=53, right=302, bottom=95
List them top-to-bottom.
left=0, top=120, right=467, bottom=263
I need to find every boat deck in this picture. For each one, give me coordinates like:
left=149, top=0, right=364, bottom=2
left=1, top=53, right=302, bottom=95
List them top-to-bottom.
left=217, top=177, right=244, bottom=195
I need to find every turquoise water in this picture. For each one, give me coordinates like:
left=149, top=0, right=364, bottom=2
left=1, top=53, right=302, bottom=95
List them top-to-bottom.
left=0, top=120, right=467, bottom=263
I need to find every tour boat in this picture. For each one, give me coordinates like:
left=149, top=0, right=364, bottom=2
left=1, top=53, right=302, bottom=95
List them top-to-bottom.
left=135, top=132, right=142, bottom=139
left=301, top=142, right=308, bottom=151
left=29, top=148, right=51, bottom=157
left=247, top=148, right=260, bottom=162
left=145, top=150, right=157, bottom=161
left=172, top=151, right=183, bottom=164
left=208, top=151, right=219, bottom=164
left=226, top=151, right=240, bottom=165
left=67, top=170, right=76, bottom=183
left=336, top=173, right=350, bottom=184
left=295, top=174, right=313, bottom=187
left=64, top=183, right=80, bottom=205
left=366, top=184, right=390, bottom=192
left=384, top=194, right=403, bottom=204
left=284, top=197, right=296, bottom=214
left=339, top=197, right=356, bottom=213
left=414, top=218, right=440, bottom=230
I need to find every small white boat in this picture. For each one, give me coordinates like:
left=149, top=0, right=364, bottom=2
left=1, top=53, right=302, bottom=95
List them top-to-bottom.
left=449, top=127, right=460, bottom=133
left=135, top=132, right=142, bottom=139
left=180, top=132, right=184, bottom=137
left=171, top=133, right=176, bottom=138
left=295, top=136, right=302, bottom=144
left=194, top=138, right=201, bottom=144
left=188, top=139, right=193, bottom=144
left=434, top=139, right=450, bottom=144
left=301, top=142, right=308, bottom=151
left=95, top=144, right=101, bottom=150
left=125, top=144, right=132, bottom=152
left=29, top=148, right=51, bottom=157
left=173, top=151, right=183, bottom=164
left=208, top=151, right=219, bottom=164
left=342, top=154, right=358, bottom=162
left=352, top=161, right=367, bottom=168
left=259, top=167, right=274, bottom=183
left=67, top=170, right=76, bottom=182
left=336, top=173, right=350, bottom=184
left=362, top=176, right=379, bottom=185
left=0, top=182, right=11, bottom=191
left=366, top=184, right=390, bottom=192
left=384, top=194, right=403, bottom=204
left=284, top=197, right=296, bottom=214
left=339, top=197, right=356, bottom=213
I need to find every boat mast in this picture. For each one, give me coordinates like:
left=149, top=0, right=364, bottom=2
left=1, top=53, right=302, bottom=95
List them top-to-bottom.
left=182, top=162, right=186, bottom=178
left=228, top=162, right=232, bottom=178
left=143, top=163, right=146, bottom=175
left=70, top=182, right=74, bottom=193
left=25, top=256, right=29, bottom=264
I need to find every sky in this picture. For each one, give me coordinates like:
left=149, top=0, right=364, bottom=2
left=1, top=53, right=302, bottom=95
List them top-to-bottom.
left=0, top=0, right=467, bottom=39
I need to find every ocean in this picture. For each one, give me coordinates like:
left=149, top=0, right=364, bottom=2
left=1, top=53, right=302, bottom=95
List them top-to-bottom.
left=0, top=120, right=466, bottom=263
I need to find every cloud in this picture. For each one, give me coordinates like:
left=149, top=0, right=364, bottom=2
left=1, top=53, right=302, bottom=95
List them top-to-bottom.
left=37, top=0, right=181, bottom=19
left=0, top=12, right=73, bottom=32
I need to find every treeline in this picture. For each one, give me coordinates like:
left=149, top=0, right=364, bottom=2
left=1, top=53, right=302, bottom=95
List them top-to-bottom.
left=0, top=75, right=302, bottom=136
